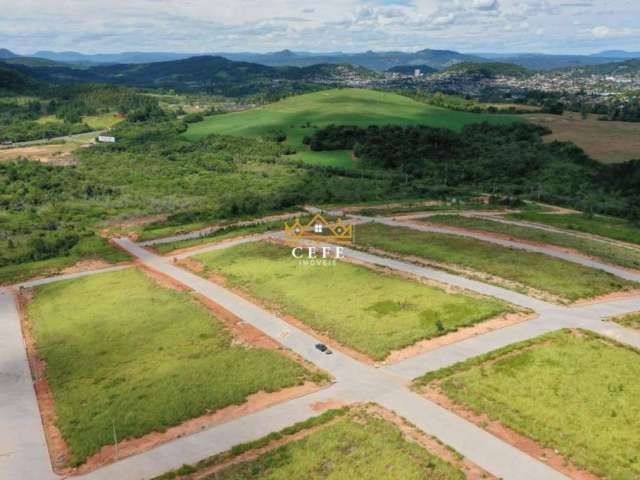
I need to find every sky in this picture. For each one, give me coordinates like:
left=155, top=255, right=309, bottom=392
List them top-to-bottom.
left=1, top=0, right=639, bottom=55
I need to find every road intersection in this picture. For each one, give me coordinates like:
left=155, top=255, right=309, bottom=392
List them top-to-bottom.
left=2, top=211, right=640, bottom=480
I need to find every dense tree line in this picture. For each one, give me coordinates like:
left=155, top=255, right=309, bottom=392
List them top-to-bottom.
left=305, top=123, right=640, bottom=221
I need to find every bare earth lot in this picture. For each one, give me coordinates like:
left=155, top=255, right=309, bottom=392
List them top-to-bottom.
left=526, top=112, right=640, bottom=164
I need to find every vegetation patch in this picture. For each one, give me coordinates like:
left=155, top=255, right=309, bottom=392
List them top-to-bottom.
left=184, top=89, right=518, bottom=168
left=526, top=111, right=640, bottom=164
left=507, top=211, right=640, bottom=246
left=424, top=214, right=640, bottom=270
left=152, top=220, right=284, bottom=254
left=354, top=222, right=636, bottom=302
left=192, top=241, right=510, bottom=361
left=26, top=268, right=316, bottom=466
left=610, top=312, right=640, bottom=330
left=415, top=329, right=640, bottom=479
left=157, top=407, right=468, bottom=480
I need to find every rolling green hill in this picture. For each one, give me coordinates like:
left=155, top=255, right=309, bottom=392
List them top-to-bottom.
left=184, top=88, right=520, bottom=168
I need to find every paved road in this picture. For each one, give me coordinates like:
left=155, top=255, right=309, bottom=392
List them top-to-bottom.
left=0, top=130, right=104, bottom=149
left=138, top=213, right=303, bottom=247
left=466, top=213, right=640, bottom=252
left=356, top=215, right=640, bottom=283
left=4, top=230, right=640, bottom=480
left=111, top=238, right=569, bottom=480
left=0, top=289, right=57, bottom=480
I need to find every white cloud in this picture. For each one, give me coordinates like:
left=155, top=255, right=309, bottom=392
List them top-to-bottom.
left=0, top=0, right=639, bottom=54
left=472, top=0, right=499, bottom=11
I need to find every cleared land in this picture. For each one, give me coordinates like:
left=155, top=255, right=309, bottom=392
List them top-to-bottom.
left=184, top=89, right=519, bottom=168
left=526, top=111, right=640, bottom=163
left=0, top=143, right=80, bottom=165
left=507, top=211, right=640, bottom=246
left=424, top=214, right=640, bottom=270
left=354, top=223, right=636, bottom=302
left=0, top=237, right=128, bottom=286
left=192, top=241, right=510, bottom=361
left=26, top=268, right=315, bottom=466
left=611, top=312, right=640, bottom=330
left=415, top=329, right=640, bottom=479
left=161, top=408, right=467, bottom=480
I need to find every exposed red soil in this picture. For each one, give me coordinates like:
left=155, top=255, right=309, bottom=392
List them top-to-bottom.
left=414, top=220, right=640, bottom=276
left=183, top=244, right=528, bottom=366
left=360, top=244, right=566, bottom=304
left=180, top=258, right=376, bottom=365
left=17, top=265, right=329, bottom=476
left=573, top=288, right=640, bottom=306
left=15, top=289, right=73, bottom=472
left=384, top=312, right=534, bottom=364
left=69, top=381, right=323, bottom=476
left=420, top=386, right=600, bottom=480
left=310, top=398, right=347, bottom=412
left=173, top=403, right=494, bottom=480
left=364, top=404, right=495, bottom=480
left=187, top=409, right=348, bottom=480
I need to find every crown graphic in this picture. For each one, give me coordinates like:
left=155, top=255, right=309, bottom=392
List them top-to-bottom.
left=284, top=213, right=353, bottom=243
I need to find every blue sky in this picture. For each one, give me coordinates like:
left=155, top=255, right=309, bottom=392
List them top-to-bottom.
left=1, top=0, right=638, bottom=54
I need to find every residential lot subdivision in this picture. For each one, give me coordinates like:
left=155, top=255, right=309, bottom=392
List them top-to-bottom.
left=3, top=205, right=640, bottom=480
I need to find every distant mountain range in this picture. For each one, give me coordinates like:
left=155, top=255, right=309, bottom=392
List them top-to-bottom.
left=3, top=47, right=640, bottom=72
left=0, top=55, right=379, bottom=95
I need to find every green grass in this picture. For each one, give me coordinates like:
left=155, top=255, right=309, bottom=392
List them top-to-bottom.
left=184, top=89, right=519, bottom=168
left=82, top=113, right=122, bottom=130
left=352, top=202, right=507, bottom=217
left=508, top=212, right=640, bottom=246
left=424, top=214, right=640, bottom=270
left=153, top=221, right=284, bottom=254
left=354, top=223, right=635, bottom=302
left=0, top=235, right=129, bottom=286
left=193, top=242, right=509, bottom=361
left=27, top=268, right=316, bottom=466
left=612, top=312, right=640, bottom=330
left=415, top=329, right=640, bottom=479
left=201, top=411, right=465, bottom=480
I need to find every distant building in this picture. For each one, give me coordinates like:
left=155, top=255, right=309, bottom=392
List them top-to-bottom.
left=414, top=68, right=422, bottom=77
left=97, top=136, right=116, bottom=143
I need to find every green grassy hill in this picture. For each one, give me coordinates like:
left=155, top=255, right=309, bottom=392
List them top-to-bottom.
left=184, top=89, right=520, bottom=168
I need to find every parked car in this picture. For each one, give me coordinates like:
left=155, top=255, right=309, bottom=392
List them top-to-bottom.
left=315, top=343, right=332, bottom=354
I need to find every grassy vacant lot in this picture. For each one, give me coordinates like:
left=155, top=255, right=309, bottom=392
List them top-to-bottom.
left=185, top=89, right=518, bottom=168
left=526, top=111, right=640, bottom=164
left=508, top=211, right=640, bottom=246
left=425, top=214, right=640, bottom=270
left=355, top=223, right=635, bottom=302
left=193, top=242, right=509, bottom=361
left=27, top=268, right=315, bottom=466
left=612, top=312, right=640, bottom=330
left=416, top=330, right=640, bottom=479
left=179, top=410, right=465, bottom=480
left=208, top=413, right=465, bottom=479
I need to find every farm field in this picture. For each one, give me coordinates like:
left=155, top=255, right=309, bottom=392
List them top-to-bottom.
left=184, top=89, right=519, bottom=168
left=526, top=111, right=640, bottom=164
left=507, top=211, right=640, bottom=246
left=423, top=214, right=640, bottom=270
left=354, top=223, right=636, bottom=302
left=191, top=241, right=510, bottom=361
left=26, top=268, right=316, bottom=466
left=612, top=312, right=640, bottom=330
left=415, top=330, right=640, bottom=479
left=158, top=408, right=468, bottom=480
